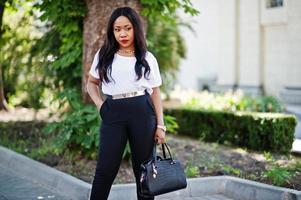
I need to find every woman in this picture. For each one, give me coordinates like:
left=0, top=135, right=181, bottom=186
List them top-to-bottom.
left=86, top=7, right=166, bottom=200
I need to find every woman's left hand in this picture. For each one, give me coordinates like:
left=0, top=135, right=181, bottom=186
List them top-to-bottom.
left=154, top=128, right=166, bottom=144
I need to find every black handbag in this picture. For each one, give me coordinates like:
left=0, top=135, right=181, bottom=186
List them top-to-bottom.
left=139, top=142, right=187, bottom=197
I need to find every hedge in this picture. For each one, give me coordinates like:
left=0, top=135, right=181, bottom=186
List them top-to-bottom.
left=164, top=108, right=297, bottom=154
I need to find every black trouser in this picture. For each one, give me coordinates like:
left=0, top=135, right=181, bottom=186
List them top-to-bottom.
left=90, top=91, right=156, bottom=200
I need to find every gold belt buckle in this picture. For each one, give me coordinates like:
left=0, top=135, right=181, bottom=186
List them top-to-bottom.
left=113, top=90, right=144, bottom=99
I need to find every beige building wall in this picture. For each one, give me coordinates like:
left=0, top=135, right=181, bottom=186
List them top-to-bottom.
left=177, top=0, right=301, bottom=97
left=177, top=0, right=220, bottom=89
left=216, top=0, right=237, bottom=85
left=238, top=0, right=261, bottom=86
left=260, top=0, right=301, bottom=96
left=261, top=0, right=289, bottom=96
left=287, top=0, right=301, bottom=87
left=263, top=26, right=289, bottom=96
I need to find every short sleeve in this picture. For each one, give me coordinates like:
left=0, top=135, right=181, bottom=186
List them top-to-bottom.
left=89, top=49, right=100, bottom=79
left=148, top=52, right=162, bottom=87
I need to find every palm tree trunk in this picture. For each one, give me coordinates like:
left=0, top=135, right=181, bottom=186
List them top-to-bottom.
left=82, top=0, right=142, bottom=103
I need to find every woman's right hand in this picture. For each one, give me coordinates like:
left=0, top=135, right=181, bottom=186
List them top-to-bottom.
left=87, top=75, right=104, bottom=113
left=97, top=101, right=104, bottom=112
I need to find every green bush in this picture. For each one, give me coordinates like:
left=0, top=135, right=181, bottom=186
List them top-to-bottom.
left=43, top=89, right=100, bottom=159
left=182, top=91, right=285, bottom=113
left=164, top=108, right=297, bottom=153
left=185, top=161, right=199, bottom=178
left=222, top=165, right=242, bottom=176
left=263, top=166, right=294, bottom=186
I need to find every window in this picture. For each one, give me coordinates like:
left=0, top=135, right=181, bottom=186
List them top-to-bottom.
left=261, top=0, right=287, bottom=25
left=266, top=0, right=283, bottom=8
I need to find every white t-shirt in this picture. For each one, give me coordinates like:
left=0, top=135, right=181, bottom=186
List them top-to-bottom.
left=89, top=49, right=162, bottom=95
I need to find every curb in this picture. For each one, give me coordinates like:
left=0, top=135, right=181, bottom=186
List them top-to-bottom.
left=292, top=139, right=301, bottom=154
left=0, top=146, right=91, bottom=200
left=1, top=146, right=301, bottom=200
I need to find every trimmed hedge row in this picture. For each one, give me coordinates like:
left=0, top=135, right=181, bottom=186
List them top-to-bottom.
left=164, top=108, right=297, bottom=153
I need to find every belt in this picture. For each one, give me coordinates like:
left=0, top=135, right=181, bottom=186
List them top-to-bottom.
left=108, top=90, right=146, bottom=100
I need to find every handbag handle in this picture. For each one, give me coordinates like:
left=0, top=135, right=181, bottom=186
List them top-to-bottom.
left=152, top=143, right=175, bottom=167
left=152, top=144, right=167, bottom=159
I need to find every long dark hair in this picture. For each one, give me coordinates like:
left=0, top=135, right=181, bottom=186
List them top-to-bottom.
left=96, top=7, right=151, bottom=84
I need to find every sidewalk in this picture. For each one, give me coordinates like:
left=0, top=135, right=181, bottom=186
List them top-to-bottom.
left=285, top=104, right=301, bottom=153
left=0, top=165, right=69, bottom=200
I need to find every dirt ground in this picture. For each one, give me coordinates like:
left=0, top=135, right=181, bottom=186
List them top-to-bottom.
left=40, top=133, right=301, bottom=190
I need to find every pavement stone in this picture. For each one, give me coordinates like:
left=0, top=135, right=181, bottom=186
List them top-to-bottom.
left=285, top=104, right=301, bottom=153
left=286, top=104, right=301, bottom=139
left=292, top=139, right=301, bottom=153
left=0, top=165, right=69, bottom=200
left=160, top=194, right=234, bottom=200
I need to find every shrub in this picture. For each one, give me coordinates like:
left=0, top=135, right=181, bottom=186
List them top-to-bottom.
left=43, top=89, right=100, bottom=159
left=172, top=89, right=285, bottom=113
left=164, top=108, right=297, bottom=153
left=185, top=164, right=199, bottom=178
left=222, top=165, right=242, bottom=176
left=263, top=166, right=294, bottom=186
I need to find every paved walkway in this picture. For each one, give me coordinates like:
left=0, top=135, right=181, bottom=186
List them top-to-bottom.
left=286, top=104, right=301, bottom=139
left=286, top=104, right=301, bottom=153
left=0, top=165, right=69, bottom=200
left=160, top=195, right=234, bottom=200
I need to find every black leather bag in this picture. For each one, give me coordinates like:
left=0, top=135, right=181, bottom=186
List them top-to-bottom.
left=139, top=142, right=187, bottom=197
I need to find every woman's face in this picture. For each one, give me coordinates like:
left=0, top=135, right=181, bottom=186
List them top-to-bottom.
left=113, top=16, right=135, bottom=50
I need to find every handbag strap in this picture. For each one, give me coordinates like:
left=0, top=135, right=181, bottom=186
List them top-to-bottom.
left=152, top=142, right=174, bottom=167
left=162, top=143, right=173, bottom=160
left=162, top=143, right=166, bottom=158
